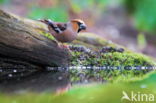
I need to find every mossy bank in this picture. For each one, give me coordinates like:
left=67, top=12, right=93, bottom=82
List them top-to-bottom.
left=69, top=33, right=156, bottom=67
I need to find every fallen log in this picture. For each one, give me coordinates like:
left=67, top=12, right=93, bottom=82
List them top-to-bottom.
left=0, top=9, right=70, bottom=68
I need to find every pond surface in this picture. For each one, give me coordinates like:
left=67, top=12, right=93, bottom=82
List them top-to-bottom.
left=0, top=66, right=148, bottom=93
left=0, top=67, right=105, bottom=94
left=0, top=70, right=70, bottom=93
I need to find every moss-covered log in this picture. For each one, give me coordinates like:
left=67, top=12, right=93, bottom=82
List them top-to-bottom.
left=0, top=9, right=70, bottom=67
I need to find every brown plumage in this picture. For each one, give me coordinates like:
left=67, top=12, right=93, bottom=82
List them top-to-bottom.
left=40, top=19, right=86, bottom=43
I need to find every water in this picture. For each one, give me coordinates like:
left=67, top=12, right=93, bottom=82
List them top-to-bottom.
left=0, top=67, right=107, bottom=93
left=0, top=67, right=149, bottom=93
left=13, top=70, right=17, bottom=73
left=0, top=71, right=70, bottom=93
left=8, top=74, right=13, bottom=77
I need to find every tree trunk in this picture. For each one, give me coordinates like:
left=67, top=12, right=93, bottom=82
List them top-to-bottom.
left=0, top=9, right=70, bottom=68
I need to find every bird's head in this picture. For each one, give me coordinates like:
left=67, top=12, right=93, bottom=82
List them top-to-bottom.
left=70, top=19, right=87, bottom=33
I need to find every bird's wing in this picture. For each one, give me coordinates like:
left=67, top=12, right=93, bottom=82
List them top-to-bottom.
left=56, top=23, right=67, bottom=31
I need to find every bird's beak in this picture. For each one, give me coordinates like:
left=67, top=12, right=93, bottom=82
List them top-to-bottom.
left=78, top=24, right=86, bottom=33
left=80, top=24, right=86, bottom=30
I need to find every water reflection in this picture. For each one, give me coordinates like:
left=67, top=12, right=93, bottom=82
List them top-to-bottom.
left=0, top=66, right=148, bottom=93
left=0, top=67, right=105, bottom=93
left=0, top=71, right=70, bottom=93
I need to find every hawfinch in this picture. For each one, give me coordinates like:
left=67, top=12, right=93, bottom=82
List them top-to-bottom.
left=40, top=19, right=86, bottom=43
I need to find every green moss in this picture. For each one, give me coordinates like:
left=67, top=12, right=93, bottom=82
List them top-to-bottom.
left=38, top=31, right=56, bottom=41
left=70, top=32, right=156, bottom=67
left=70, top=50, right=155, bottom=67
left=101, top=52, right=156, bottom=66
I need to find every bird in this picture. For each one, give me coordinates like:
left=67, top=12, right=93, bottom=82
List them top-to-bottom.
left=39, top=19, right=86, bottom=43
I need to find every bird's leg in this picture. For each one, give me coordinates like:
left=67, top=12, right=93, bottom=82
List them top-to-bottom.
left=58, top=43, right=70, bottom=51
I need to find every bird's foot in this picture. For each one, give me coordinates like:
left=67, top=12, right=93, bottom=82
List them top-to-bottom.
left=58, top=43, right=70, bottom=51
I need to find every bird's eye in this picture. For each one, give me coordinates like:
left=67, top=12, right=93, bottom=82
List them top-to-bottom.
left=77, top=22, right=82, bottom=26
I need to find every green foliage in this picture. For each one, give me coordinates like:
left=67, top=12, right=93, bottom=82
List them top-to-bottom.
left=0, top=0, right=10, bottom=4
left=27, top=0, right=109, bottom=22
left=70, top=0, right=107, bottom=13
left=125, top=0, right=156, bottom=33
left=28, top=7, right=68, bottom=22
left=137, top=33, right=147, bottom=49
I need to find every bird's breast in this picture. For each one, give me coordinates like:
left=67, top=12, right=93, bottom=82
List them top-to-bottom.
left=55, top=30, right=77, bottom=43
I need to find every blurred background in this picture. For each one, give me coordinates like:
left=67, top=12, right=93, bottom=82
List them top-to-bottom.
left=0, top=0, right=156, bottom=57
